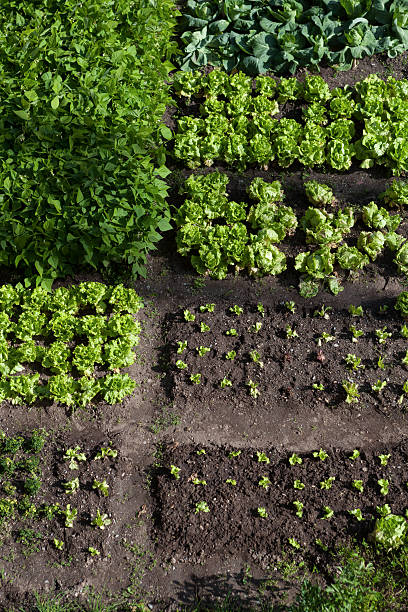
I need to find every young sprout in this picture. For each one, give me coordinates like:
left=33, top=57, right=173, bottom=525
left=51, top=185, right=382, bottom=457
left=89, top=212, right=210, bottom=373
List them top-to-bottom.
left=284, top=300, right=296, bottom=314
left=199, top=303, right=215, bottom=313
left=257, top=303, right=265, bottom=317
left=348, top=304, right=363, bottom=316
left=229, top=305, right=243, bottom=316
left=314, top=305, right=332, bottom=319
left=379, top=305, right=389, bottom=314
left=183, top=309, right=195, bottom=322
left=200, top=322, right=210, bottom=332
left=250, top=322, right=262, bottom=333
left=401, top=324, right=408, bottom=338
left=285, top=325, right=298, bottom=339
left=350, top=325, right=364, bottom=343
left=376, top=327, right=392, bottom=344
left=226, top=328, right=237, bottom=336
left=316, top=332, right=335, bottom=346
left=176, top=340, right=187, bottom=354
left=197, top=346, right=211, bottom=356
left=225, top=350, right=236, bottom=360
left=249, top=350, right=263, bottom=368
left=402, top=351, right=408, bottom=366
left=344, top=354, right=364, bottom=371
left=377, top=355, right=386, bottom=370
left=175, top=359, right=187, bottom=370
left=190, top=373, right=201, bottom=384
left=220, top=377, right=232, bottom=389
left=247, top=380, right=260, bottom=398
left=342, top=380, right=360, bottom=404
left=372, top=380, right=387, bottom=393
left=398, top=380, right=408, bottom=404
left=312, top=382, right=325, bottom=391
left=63, top=446, right=86, bottom=470
left=95, top=446, right=118, bottom=460
left=196, top=449, right=206, bottom=455
left=313, top=449, right=328, bottom=461
left=349, top=449, right=360, bottom=460
left=228, top=450, right=241, bottom=458
left=257, top=451, right=270, bottom=464
left=289, top=453, right=302, bottom=466
left=378, top=454, right=390, bottom=466
left=170, top=465, right=181, bottom=480
left=258, top=476, right=272, bottom=490
left=62, top=477, right=80, bottom=495
left=191, top=477, right=207, bottom=485
left=320, top=477, right=335, bottom=490
left=378, top=478, right=389, bottom=495
left=92, top=479, right=109, bottom=497
left=226, top=479, right=237, bottom=486
left=294, top=480, right=305, bottom=490
left=352, top=480, right=364, bottom=493
left=293, top=500, right=304, bottom=518
left=194, top=501, right=210, bottom=514
left=60, top=504, right=77, bottom=528
left=377, top=504, right=391, bottom=517
left=322, top=506, right=334, bottom=519
left=257, top=507, right=268, bottom=518
left=349, top=508, right=364, bottom=521
left=91, top=509, right=111, bottom=529
left=288, top=537, right=301, bottom=549
left=53, top=538, right=64, bottom=550
left=88, top=547, right=100, bottom=557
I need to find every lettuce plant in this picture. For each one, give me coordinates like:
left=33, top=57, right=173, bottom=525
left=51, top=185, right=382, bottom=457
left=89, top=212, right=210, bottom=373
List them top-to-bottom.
left=304, top=181, right=335, bottom=208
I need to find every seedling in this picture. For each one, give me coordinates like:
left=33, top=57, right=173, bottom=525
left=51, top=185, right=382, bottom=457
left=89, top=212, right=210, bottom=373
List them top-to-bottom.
left=284, top=301, right=296, bottom=314
left=199, top=303, right=215, bottom=313
left=257, top=303, right=265, bottom=317
left=230, top=305, right=243, bottom=316
left=314, top=305, right=332, bottom=319
left=349, top=305, right=363, bottom=316
left=183, top=309, right=195, bottom=322
left=200, top=322, right=210, bottom=332
left=250, top=322, right=262, bottom=333
left=400, top=324, right=408, bottom=338
left=285, top=325, right=298, bottom=339
left=350, top=325, right=364, bottom=342
left=376, top=327, right=392, bottom=344
left=226, top=328, right=237, bottom=336
left=316, top=332, right=335, bottom=346
left=176, top=340, right=187, bottom=354
left=197, top=346, right=210, bottom=356
left=225, top=350, right=236, bottom=360
left=249, top=351, right=263, bottom=368
left=344, top=354, right=364, bottom=371
left=377, top=355, right=386, bottom=370
left=175, top=359, right=187, bottom=370
left=190, top=373, right=201, bottom=384
left=220, top=377, right=232, bottom=389
left=247, top=380, right=260, bottom=398
left=342, top=380, right=360, bottom=404
left=372, top=380, right=387, bottom=393
left=398, top=380, right=408, bottom=403
left=312, top=382, right=325, bottom=391
left=63, top=446, right=86, bottom=470
left=95, top=446, right=118, bottom=460
left=196, top=449, right=206, bottom=455
left=313, top=449, right=328, bottom=461
left=349, top=449, right=360, bottom=460
left=228, top=450, right=241, bottom=458
left=257, top=451, right=270, bottom=464
left=289, top=453, right=302, bottom=465
left=378, top=454, right=391, bottom=466
left=170, top=465, right=181, bottom=480
left=258, top=476, right=271, bottom=490
left=62, top=477, right=80, bottom=495
left=320, top=477, right=335, bottom=490
left=192, top=478, right=207, bottom=485
left=92, top=479, right=109, bottom=497
left=226, top=479, right=237, bottom=486
left=378, top=479, right=390, bottom=495
left=294, top=480, right=305, bottom=490
left=352, top=480, right=364, bottom=493
left=293, top=500, right=304, bottom=518
left=194, top=501, right=210, bottom=514
left=60, top=504, right=77, bottom=528
left=377, top=504, right=391, bottom=517
left=322, top=506, right=334, bottom=519
left=257, top=507, right=268, bottom=518
left=349, top=508, right=364, bottom=521
left=91, top=509, right=111, bottom=529
left=288, top=537, right=301, bottom=549
left=53, top=538, right=64, bottom=550
left=88, top=547, right=100, bottom=557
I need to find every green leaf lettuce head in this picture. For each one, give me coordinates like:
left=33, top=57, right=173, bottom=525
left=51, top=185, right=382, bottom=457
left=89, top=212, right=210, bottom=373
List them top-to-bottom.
left=381, top=180, right=408, bottom=207
left=304, top=181, right=335, bottom=208
left=357, top=231, right=385, bottom=260
left=394, top=242, right=408, bottom=274
left=336, top=245, right=369, bottom=271
left=295, top=247, right=335, bottom=279
left=395, top=291, right=408, bottom=317
left=369, top=514, right=407, bottom=550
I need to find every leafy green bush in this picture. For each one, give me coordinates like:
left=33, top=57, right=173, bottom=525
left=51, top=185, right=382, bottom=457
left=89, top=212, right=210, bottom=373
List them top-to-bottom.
left=0, top=0, right=179, bottom=285
left=177, top=0, right=408, bottom=75
left=395, top=290, right=408, bottom=317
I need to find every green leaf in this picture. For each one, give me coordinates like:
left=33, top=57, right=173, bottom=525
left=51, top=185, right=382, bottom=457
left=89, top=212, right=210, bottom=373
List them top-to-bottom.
left=51, top=96, right=59, bottom=109
left=13, top=109, right=29, bottom=120
left=160, top=125, right=172, bottom=140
